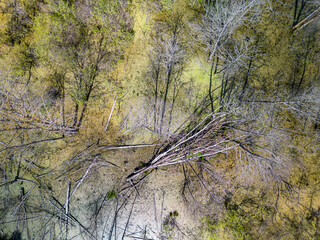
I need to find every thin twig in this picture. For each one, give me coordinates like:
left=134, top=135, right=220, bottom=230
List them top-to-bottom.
left=104, top=93, right=118, bottom=132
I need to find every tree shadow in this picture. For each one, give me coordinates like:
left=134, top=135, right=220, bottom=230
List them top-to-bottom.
left=0, top=231, right=22, bottom=240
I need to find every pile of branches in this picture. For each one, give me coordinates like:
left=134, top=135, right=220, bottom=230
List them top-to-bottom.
left=125, top=89, right=320, bottom=190
left=126, top=110, right=239, bottom=183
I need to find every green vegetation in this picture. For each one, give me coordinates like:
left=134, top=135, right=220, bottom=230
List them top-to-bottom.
left=0, top=0, right=319, bottom=239
left=106, top=190, right=117, bottom=199
left=203, top=211, right=251, bottom=240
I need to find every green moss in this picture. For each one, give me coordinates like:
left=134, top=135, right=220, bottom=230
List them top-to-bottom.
left=106, top=190, right=117, bottom=199
left=203, top=210, right=252, bottom=240
left=162, top=224, right=175, bottom=239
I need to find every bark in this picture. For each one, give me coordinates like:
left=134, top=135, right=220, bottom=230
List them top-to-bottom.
left=72, top=103, right=79, bottom=127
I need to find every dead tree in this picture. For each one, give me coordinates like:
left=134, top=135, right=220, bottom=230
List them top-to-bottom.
left=32, top=0, right=133, bottom=131
left=193, top=0, right=261, bottom=111
left=292, top=0, right=320, bottom=31
left=122, top=17, right=189, bottom=137
left=0, top=71, right=76, bottom=136
left=125, top=85, right=320, bottom=202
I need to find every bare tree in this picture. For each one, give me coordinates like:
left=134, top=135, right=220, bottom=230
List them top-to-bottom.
left=33, top=0, right=133, bottom=131
left=193, top=0, right=261, bottom=110
left=292, top=0, right=320, bottom=31
left=123, top=17, right=191, bottom=137
left=0, top=71, right=75, bottom=137
left=125, top=85, right=320, bottom=206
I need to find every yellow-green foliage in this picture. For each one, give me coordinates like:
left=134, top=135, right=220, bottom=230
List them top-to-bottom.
left=0, top=0, right=319, bottom=239
left=203, top=210, right=251, bottom=240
